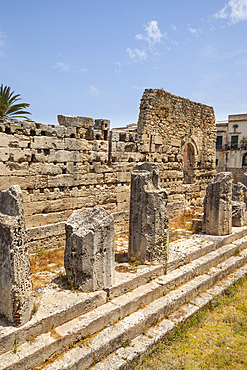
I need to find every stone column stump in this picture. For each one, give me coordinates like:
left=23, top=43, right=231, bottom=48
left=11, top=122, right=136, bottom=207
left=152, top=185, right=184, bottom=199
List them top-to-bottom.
left=128, top=163, right=169, bottom=266
left=203, top=172, right=232, bottom=235
left=242, top=172, right=247, bottom=188
left=0, top=185, right=33, bottom=326
left=232, top=201, right=246, bottom=227
left=64, top=207, right=115, bottom=292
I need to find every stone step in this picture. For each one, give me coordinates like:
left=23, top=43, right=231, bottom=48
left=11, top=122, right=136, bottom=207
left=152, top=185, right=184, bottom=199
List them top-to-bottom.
left=109, top=227, right=247, bottom=299
left=2, top=229, right=246, bottom=357
left=1, top=233, right=246, bottom=357
left=0, top=245, right=246, bottom=370
left=43, top=251, right=247, bottom=370
left=91, top=264, right=247, bottom=370
left=0, top=288, right=107, bottom=356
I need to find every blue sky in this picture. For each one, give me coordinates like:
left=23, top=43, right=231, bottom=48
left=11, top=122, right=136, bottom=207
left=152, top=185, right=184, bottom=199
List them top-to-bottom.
left=1, top=0, right=247, bottom=127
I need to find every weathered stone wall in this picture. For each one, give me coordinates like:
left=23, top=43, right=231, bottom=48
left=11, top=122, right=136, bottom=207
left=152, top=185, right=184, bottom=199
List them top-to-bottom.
left=0, top=89, right=216, bottom=250
left=137, top=89, right=216, bottom=213
left=217, top=167, right=247, bottom=184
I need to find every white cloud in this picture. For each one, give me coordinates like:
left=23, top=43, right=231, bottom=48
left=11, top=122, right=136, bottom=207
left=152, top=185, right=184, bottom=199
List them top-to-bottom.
left=215, top=0, right=247, bottom=24
left=127, top=20, right=166, bottom=61
left=135, top=20, right=166, bottom=47
left=145, top=20, right=164, bottom=44
left=171, top=25, right=177, bottom=31
left=187, top=25, right=201, bottom=37
left=135, top=33, right=144, bottom=41
left=126, top=48, right=148, bottom=61
left=114, top=61, right=121, bottom=73
left=52, top=62, right=71, bottom=72
left=80, top=67, right=88, bottom=72
left=88, top=85, right=100, bottom=97
left=132, top=85, right=141, bottom=90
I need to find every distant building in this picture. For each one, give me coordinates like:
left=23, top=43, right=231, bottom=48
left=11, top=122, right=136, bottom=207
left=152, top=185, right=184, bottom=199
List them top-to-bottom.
left=216, top=114, right=247, bottom=181
left=112, top=123, right=137, bottom=132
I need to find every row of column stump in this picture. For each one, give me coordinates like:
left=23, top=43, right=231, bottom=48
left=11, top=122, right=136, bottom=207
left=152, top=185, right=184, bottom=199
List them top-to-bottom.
left=0, top=164, right=246, bottom=327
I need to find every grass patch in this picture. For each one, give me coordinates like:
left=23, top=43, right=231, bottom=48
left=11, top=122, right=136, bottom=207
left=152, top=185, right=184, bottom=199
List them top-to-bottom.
left=136, top=278, right=247, bottom=369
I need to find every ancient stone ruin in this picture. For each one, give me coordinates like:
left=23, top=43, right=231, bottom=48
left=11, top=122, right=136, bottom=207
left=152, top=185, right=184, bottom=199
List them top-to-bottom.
left=0, top=89, right=216, bottom=251
left=1, top=90, right=247, bottom=369
left=128, top=162, right=169, bottom=265
left=203, top=172, right=232, bottom=235
left=232, top=182, right=247, bottom=203
left=0, top=185, right=33, bottom=326
left=232, top=201, right=246, bottom=227
left=64, top=207, right=115, bottom=291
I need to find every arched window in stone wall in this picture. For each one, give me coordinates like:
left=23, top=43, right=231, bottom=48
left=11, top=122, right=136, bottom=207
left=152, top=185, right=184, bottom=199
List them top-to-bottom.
left=182, top=141, right=197, bottom=184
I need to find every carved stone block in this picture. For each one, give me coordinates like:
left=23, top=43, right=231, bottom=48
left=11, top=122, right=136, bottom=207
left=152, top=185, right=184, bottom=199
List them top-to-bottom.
left=128, top=163, right=169, bottom=266
left=0, top=185, right=33, bottom=326
left=64, top=207, right=115, bottom=292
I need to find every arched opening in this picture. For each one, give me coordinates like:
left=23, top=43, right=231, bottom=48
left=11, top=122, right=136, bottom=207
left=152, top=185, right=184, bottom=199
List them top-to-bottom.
left=183, top=143, right=196, bottom=184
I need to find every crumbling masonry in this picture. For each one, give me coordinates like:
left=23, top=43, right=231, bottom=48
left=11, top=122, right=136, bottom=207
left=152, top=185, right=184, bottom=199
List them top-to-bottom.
left=0, top=89, right=216, bottom=250
left=128, top=163, right=169, bottom=265
left=0, top=185, right=33, bottom=326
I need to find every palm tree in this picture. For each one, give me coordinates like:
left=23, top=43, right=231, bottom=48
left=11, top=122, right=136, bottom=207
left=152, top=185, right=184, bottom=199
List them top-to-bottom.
left=0, top=84, right=31, bottom=119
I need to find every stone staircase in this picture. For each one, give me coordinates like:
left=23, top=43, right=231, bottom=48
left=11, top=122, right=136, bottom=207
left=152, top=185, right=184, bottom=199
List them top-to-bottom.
left=1, top=228, right=247, bottom=370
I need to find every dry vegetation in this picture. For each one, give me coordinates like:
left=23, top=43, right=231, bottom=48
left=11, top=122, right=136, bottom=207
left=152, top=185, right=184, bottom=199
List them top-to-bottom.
left=169, top=208, right=201, bottom=242
left=29, top=209, right=202, bottom=288
left=30, top=248, right=65, bottom=289
left=136, top=278, right=247, bottom=370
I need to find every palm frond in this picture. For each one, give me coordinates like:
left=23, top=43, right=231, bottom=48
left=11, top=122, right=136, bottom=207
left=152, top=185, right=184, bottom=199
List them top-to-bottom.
left=0, top=84, right=31, bottom=119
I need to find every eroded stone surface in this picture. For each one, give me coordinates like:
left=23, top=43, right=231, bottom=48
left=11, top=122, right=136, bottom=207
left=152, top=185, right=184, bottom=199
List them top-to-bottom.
left=0, top=89, right=216, bottom=250
left=128, top=163, right=169, bottom=265
left=203, top=172, right=232, bottom=235
left=242, top=172, right=247, bottom=188
left=232, top=182, right=247, bottom=203
left=0, top=185, right=33, bottom=326
left=232, top=201, right=246, bottom=227
left=64, top=207, right=115, bottom=291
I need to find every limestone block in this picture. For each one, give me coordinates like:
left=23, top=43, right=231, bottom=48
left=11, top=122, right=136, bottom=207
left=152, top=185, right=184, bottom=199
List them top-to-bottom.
left=58, top=115, right=94, bottom=129
left=94, top=119, right=110, bottom=131
left=0, top=133, right=12, bottom=147
left=153, top=135, right=163, bottom=145
left=64, top=138, right=80, bottom=151
left=171, top=138, right=181, bottom=147
left=92, top=141, right=108, bottom=152
left=116, top=142, right=127, bottom=152
left=124, top=142, right=136, bottom=152
left=138, top=143, right=150, bottom=153
left=0, top=148, right=9, bottom=162
left=128, top=163, right=169, bottom=266
left=117, top=171, right=131, bottom=183
left=104, top=172, right=117, bottom=183
left=203, top=172, right=232, bottom=235
left=242, top=173, right=247, bottom=188
left=232, top=182, right=247, bottom=203
left=0, top=185, right=33, bottom=326
left=232, top=201, right=246, bottom=227
left=64, top=207, right=115, bottom=291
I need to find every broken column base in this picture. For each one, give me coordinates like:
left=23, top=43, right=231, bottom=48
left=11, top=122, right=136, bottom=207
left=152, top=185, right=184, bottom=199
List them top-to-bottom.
left=0, top=185, right=33, bottom=326
left=65, top=207, right=115, bottom=292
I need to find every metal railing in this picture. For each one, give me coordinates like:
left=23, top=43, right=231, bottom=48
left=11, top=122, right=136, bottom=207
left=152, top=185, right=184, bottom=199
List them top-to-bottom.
left=216, top=142, right=247, bottom=151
